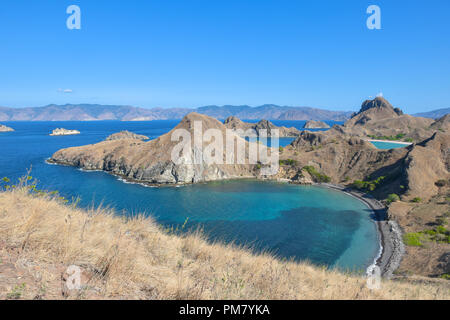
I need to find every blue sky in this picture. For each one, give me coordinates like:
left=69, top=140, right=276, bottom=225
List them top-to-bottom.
left=0, top=0, right=449, bottom=113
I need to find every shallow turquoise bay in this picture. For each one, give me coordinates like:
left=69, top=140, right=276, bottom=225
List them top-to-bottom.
left=0, top=121, right=379, bottom=271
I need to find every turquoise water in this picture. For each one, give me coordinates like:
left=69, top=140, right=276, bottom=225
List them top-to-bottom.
left=0, top=121, right=379, bottom=271
left=370, top=141, right=411, bottom=149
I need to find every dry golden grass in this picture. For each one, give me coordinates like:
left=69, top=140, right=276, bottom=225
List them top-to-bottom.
left=0, top=188, right=449, bottom=300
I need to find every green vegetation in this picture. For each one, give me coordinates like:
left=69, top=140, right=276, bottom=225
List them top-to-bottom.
left=367, top=133, right=411, bottom=142
left=279, top=146, right=284, bottom=153
left=279, top=159, right=297, bottom=166
left=302, top=166, right=331, bottom=183
left=1, top=174, right=68, bottom=203
left=352, top=176, right=386, bottom=192
left=386, top=193, right=400, bottom=204
left=411, top=197, right=422, bottom=203
left=403, top=219, right=450, bottom=247
left=403, top=233, right=424, bottom=247
left=440, top=274, right=450, bottom=280
left=6, top=283, right=26, bottom=300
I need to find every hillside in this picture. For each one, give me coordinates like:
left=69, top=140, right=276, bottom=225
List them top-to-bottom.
left=0, top=104, right=353, bottom=121
left=0, top=188, right=448, bottom=300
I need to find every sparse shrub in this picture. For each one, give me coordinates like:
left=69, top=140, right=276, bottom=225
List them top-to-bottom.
left=279, top=146, right=284, bottom=153
left=279, top=159, right=297, bottom=166
left=302, top=166, right=331, bottom=183
left=352, top=176, right=386, bottom=192
left=435, top=180, right=447, bottom=187
left=386, top=193, right=400, bottom=204
left=412, top=197, right=422, bottom=203
left=436, top=217, right=448, bottom=226
left=435, top=225, right=448, bottom=235
left=403, top=233, right=423, bottom=246
left=440, top=274, right=450, bottom=280
left=6, top=283, right=26, bottom=300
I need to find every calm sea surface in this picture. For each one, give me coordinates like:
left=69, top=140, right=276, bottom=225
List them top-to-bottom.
left=0, top=120, right=380, bottom=271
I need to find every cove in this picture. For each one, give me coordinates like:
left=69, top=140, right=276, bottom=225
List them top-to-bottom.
left=0, top=120, right=379, bottom=272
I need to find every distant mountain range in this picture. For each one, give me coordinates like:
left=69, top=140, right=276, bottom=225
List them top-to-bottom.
left=0, top=104, right=353, bottom=121
left=413, top=108, right=450, bottom=119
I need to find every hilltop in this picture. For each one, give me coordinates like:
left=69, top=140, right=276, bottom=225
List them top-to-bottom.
left=340, top=97, right=435, bottom=142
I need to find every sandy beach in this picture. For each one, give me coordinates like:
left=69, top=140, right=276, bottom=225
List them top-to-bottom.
left=321, top=183, right=405, bottom=278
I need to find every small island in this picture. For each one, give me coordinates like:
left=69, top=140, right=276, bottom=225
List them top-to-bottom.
left=303, top=120, right=330, bottom=129
left=0, top=124, right=14, bottom=132
left=50, top=128, right=81, bottom=136
left=105, top=130, right=149, bottom=141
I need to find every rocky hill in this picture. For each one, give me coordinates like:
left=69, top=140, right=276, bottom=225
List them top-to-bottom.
left=339, top=97, right=435, bottom=142
left=0, top=104, right=353, bottom=121
left=50, top=113, right=259, bottom=184
left=223, top=116, right=301, bottom=137
left=303, top=120, right=330, bottom=129
left=0, top=124, right=14, bottom=132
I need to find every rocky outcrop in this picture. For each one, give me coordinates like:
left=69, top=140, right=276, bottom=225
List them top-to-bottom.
left=50, top=113, right=260, bottom=185
left=223, top=116, right=301, bottom=137
left=303, top=120, right=330, bottom=129
left=0, top=124, right=14, bottom=132
left=50, top=128, right=80, bottom=136
left=105, top=131, right=149, bottom=141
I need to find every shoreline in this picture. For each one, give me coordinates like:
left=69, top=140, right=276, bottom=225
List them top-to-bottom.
left=366, top=139, right=413, bottom=146
left=46, top=159, right=404, bottom=277
left=320, top=183, right=405, bottom=278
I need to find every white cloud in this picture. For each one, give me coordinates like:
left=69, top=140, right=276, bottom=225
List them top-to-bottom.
left=57, top=88, right=73, bottom=93
left=376, top=92, right=383, bottom=97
